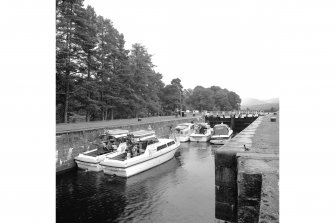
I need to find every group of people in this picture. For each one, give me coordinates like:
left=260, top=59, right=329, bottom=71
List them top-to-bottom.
left=97, top=137, right=119, bottom=155
left=125, top=141, right=146, bottom=158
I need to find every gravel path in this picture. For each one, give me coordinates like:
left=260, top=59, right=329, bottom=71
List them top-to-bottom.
left=56, top=115, right=202, bottom=134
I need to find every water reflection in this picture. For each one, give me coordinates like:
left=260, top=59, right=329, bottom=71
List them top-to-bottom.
left=57, top=142, right=225, bottom=223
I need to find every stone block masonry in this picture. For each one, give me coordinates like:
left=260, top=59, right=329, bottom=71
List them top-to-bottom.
left=215, top=113, right=279, bottom=223
left=56, top=116, right=203, bottom=174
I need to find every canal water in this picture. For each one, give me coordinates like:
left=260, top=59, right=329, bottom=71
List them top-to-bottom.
left=56, top=142, right=224, bottom=223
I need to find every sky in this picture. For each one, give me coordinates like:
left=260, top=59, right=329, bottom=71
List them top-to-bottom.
left=83, top=0, right=285, bottom=100
left=84, top=0, right=334, bottom=101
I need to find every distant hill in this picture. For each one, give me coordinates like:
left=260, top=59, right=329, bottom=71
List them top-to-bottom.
left=241, top=97, right=279, bottom=111
left=241, top=97, right=266, bottom=106
left=264, top=98, right=279, bottom=104
left=241, top=103, right=279, bottom=111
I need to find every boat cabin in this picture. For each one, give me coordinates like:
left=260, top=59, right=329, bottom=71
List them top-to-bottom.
left=175, top=123, right=194, bottom=135
left=195, top=123, right=211, bottom=134
left=213, top=124, right=230, bottom=136
left=95, top=129, right=129, bottom=155
left=112, top=136, right=176, bottom=161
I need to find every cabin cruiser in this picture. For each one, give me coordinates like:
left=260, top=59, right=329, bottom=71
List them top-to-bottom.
left=173, top=123, right=195, bottom=142
left=189, top=123, right=213, bottom=142
left=210, top=123, right=233, bottom=145
left=74, top=129, right=129, bottom=171
left=100, top=134, right=180, bottom=178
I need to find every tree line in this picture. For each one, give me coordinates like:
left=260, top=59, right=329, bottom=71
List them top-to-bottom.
left=56, top=0, right=241, bottom=123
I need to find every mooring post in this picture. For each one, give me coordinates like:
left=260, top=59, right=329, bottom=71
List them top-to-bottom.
left=230, top=114, right=235, bottom=130
left=215, top=150, right=238, bottom=222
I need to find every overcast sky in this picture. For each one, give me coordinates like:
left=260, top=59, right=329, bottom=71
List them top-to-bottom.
left=84, top=0, right=333, bottom=100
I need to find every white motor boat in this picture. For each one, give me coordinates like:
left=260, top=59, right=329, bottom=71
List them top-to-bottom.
left=173, top=123, right=195, bottom=142
left=189, top=123, right=213, bottom=142
left=210, top=123, right=233, bottom=145
left=74, top=129, right=129, bottom=171
left=100, top=135, right=180, bottom=178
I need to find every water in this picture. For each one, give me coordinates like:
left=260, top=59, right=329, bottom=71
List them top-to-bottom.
left=56, top=142, right=223, bottom=223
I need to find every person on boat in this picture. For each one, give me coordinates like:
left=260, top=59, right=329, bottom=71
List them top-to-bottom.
left=96, top=140, right=108, bottom=155
left=139, top=143, right=145, bottom=154
left=132, top=144, right=139, bottom=157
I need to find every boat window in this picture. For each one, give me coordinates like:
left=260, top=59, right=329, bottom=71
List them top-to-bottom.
left=167, top=141, right=175, bottom=146
left=157, top=144, right=167, bottom=151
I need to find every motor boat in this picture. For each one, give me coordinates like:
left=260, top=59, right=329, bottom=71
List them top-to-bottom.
left=173, top=123, right=195, bottom=142
left=189, top=123, right=213, bottom=142
left=209, top=123, right=233, bottom=145
left=74, top=129, right=129, bottom=171
left=100, top=134, right=180, bottom=178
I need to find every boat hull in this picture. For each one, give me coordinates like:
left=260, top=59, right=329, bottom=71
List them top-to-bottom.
left=210, top=131, right=233, bottom=145
left=189, top=134, right=211, bottom=142
left=176, top=135, right=190, bottom=142
left=209, top=138, right=231, bottom=145
left=101, top=144, right=179, bottom=177
left=75, top=151, right=123, bottom=172
left=75, top=160, right=103, bottom=171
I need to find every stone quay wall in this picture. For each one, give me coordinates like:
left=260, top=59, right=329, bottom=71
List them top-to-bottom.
left=215, top=113, right=279, bottom=223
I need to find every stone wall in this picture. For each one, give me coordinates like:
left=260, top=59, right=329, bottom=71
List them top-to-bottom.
left=215, top=114, right=279, bottom=223
left=56, top=117, right=203, bottom=174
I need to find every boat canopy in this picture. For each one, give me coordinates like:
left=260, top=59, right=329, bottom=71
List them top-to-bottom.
left=197, top=123, right=210, bottom=128
left=175, top=124, right=189, bottom=130
left=213, top=124, right=229, bottom=135
left=105, top=129, right=129, bottom=136
left=131, top=130, right=155, bottom=138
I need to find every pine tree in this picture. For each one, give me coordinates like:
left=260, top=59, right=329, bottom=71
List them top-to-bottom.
left=56, top=0, right=87, bottom=123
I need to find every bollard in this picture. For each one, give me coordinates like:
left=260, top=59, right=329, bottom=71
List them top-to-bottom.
left=230, top=115, right=235, bottom=130
left=270, top=117, right=276, bottom=122
left=215, top=150, right=238, bottom=222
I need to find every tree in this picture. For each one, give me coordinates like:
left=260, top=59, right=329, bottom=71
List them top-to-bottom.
left=56, top=0, right=88, bottom=123
left=128, top=43, right=162, bottom=117
left=228, top=91, right=241, bottom=110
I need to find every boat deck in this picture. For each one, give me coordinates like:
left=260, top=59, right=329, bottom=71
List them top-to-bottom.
left=84, top=149, right=114, bottom=157
left=111, top=153, right=127, bottom=161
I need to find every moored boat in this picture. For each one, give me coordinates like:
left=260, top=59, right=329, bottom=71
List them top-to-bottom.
left=173, top=123, right=195, bottom=142
left=189, top=123, right=213, bottom=142
left=209, top=123, right=233, bottom=145
left=74, top=129, right=129, bottom=171
left=100, top=135, right=180, bottom=177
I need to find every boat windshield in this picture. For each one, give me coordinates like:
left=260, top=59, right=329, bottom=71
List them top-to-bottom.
left=176, top=124, right=189, bottom=130
left=196, top=126, right=208, bottom=134
left=214, top=126, right=229, bottom=135
left=99, top=134, right=108, bottom=141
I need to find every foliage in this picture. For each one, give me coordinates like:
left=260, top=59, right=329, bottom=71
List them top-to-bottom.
left=56, top=0, right=242, bottom=123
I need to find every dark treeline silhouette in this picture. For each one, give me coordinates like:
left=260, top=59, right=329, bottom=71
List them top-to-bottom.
left=56, top=0, right=241, bottom=123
